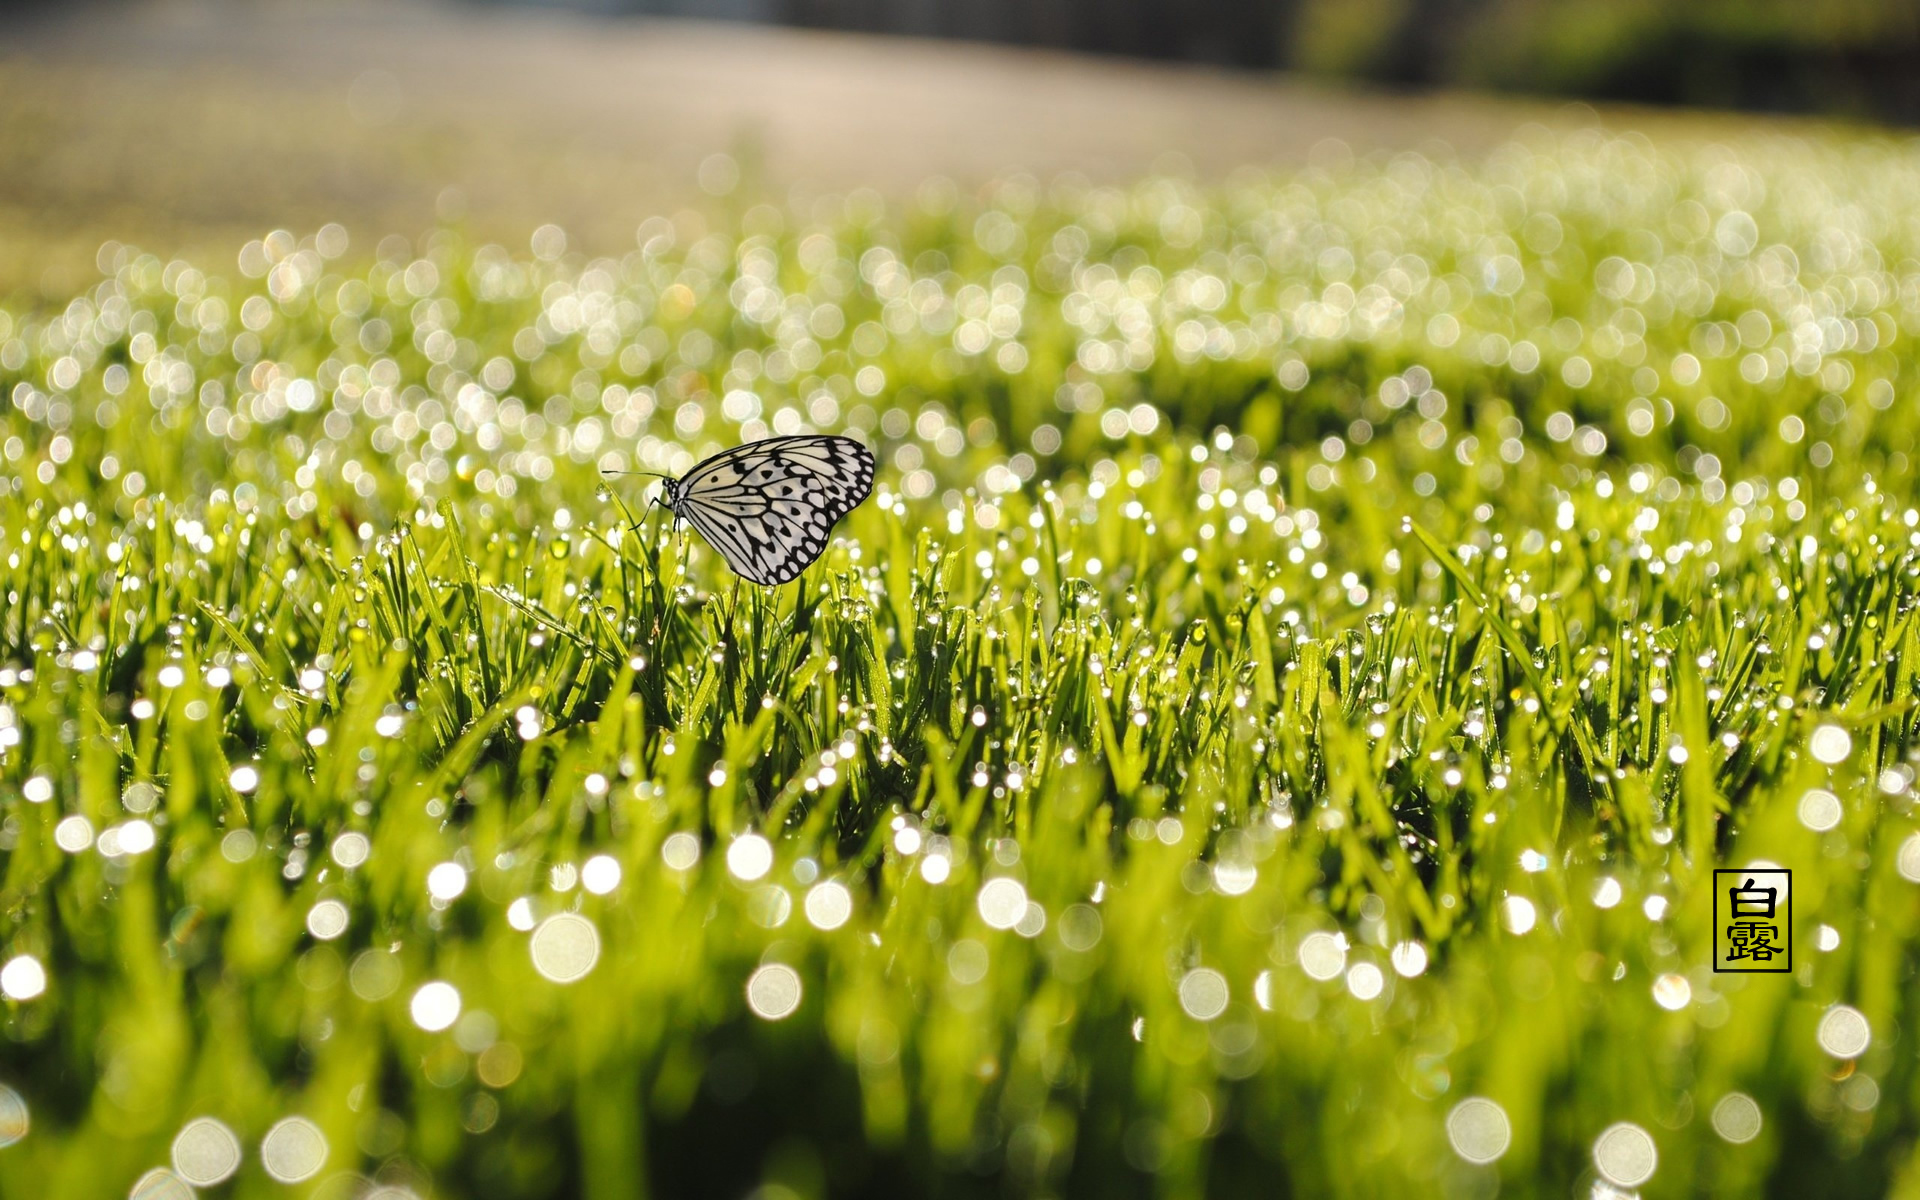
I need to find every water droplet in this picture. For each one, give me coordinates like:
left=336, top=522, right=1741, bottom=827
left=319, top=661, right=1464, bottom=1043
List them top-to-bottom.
left=976, top=878, right=1028, bottom=930
left=530, top=914, right=600, bottom=984
left=746, top=964, right=803, bottom=1020
left=1178, top=968, right=1229, bottom=1020
left=410, top=981, right=462, bottom=1031
left=1817, top=1004, right=1871, bottom=1058
left=1710, top=1093, right=1762, bottom=1144
left=1445, top=1098, right=1511, bottom=1164
left=171, top=1116, right=241, bottom=1186
left=1592, top=1122, right=1657, bottom=1187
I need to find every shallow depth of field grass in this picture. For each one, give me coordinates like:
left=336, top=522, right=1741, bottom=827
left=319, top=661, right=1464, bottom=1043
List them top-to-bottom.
left=5, top=126, right=1920, bottom=1198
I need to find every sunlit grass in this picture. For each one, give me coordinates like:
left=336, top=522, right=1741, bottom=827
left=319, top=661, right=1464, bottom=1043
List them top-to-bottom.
left=3, top=125, right=1920, bottom=1197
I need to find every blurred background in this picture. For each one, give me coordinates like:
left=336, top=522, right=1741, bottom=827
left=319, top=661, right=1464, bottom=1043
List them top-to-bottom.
left=0, top=0, right=1910, bottom=299
left=540, top=0, right=1920, bottom=118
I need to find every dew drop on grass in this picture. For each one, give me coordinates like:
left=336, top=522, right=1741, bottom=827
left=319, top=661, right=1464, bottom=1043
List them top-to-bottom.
left=1810, top=723, right=1853, bottom=764
left=121, top=781, right=159, bottom=813
left=1798, top=789, right=1843, bottom=832
left=53, top=816, right=93, bottom=853
left=109, top=820, right=155, bottom=855
left=220, top=829, right=257, bottom=862
left=331, top=832, right=370, bottom=869
left=661, top=832, right=701, bottom=871
left=727, top=834, right=773, bottom=881
left=581, top=854, right=622, bottom=894
left=1211, top=860, right=1257, bottom=895
left=427, top=862, right=469, bottom=902
left=976, top=878, right=1028, bottom=930
left=805, top=881, right=852, bottom=930
left=748, top=885, right=793, bottom=928
left=1502, top=896, right=1537, bottom=934
left=505, top=897, right=537, bottom=931
left=306, top=900, right=349, bottom=941
left=1014, top=901, right=1047, bottom=938
left=1058, top=904, right=1103, bottom=952
left=530, top=914, right=600, bottom=984
left=1297, top=932, right=1346, bottom=981
left=948, top=939, right=989, bottom=985
left=1389, top=941, right=1428, bottom=977
left=349, top=950, right=401, bottom=1002
left=1, top=955, right=46, bottom=1001
left=1346, top=962, right=1385, bottom=1000
left=746, top=964, right=803, bottom=1020
left=1178, top=968, right=1229, bottom=1020
left=1651, top=973, right=1691, bottom=1011
left=411, top=981, right=462, bottom=1031
left=1818, top=1004, right=1871, bottom=1058
left=477, top=1041, right=525, bottom=1089
left=0, top=1084, right=27, bottom=1148
left=1710, top=1093, right=1762, bottom=1144
left=1445, top=1098, right=1510, bottom=1163
left=259, top=1116, right=328, bottom=1183
left=171, top=1117, right=241, bottom=1186
left=1592, top=1122, right=1658, bottom=1188
left=129, top=1168, right=195, bottom=1200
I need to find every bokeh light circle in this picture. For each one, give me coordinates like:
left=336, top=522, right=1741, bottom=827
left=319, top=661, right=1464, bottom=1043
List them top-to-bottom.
left=1810, top=724, right=1852, bottom=765
left=1798, top=789, right=1843, bottom=832
left=727, top=834, right=773, bottom=881
left=976, top=878, right=1028, bottom=930
left=804, top=881, right=853, bottom=930
left=306, top=899, right=349, bottom=941
left=530, top=913, right=601, bottom=984
left=1297, top=932, right=1346, bottom=981
left=0, top=955, right=46, bottom=1001
left=746, top=964, right=803, bottom=1020
left=1178, top=968, right=1229, bottom=1020
left=411, top=981, right=462, bottom=1031
left=1818, top=1005, right=1871, bottom=1058
left=0, top=1084, right=28, bottom=1148
left=1710, top=1093, right=1762, bottom=1144
left=1445, top=1098, right=1511, bottom=1164
left=171, top=1116, right=242, bottom=1186
left=260, top=1116, right=329, bottom=1182
left=1592, top=1122, right=1657, bottom=1187
left=129, top=1169, right=195, bottom=1200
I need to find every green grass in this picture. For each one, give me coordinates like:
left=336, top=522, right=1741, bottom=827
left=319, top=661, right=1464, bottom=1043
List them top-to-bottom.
left=4, top=125, right=1920, bottom=1198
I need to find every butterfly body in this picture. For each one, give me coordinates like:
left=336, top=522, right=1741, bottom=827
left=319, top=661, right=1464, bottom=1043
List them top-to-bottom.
left=655, top=434, right=876, bottom=585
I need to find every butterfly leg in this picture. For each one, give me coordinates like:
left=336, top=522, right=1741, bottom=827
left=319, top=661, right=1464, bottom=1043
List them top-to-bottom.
left=635, top=494, right=662, bottom=534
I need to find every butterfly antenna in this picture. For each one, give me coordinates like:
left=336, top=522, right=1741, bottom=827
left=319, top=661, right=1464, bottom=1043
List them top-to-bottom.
left=601, top=468, right=671, bottom=480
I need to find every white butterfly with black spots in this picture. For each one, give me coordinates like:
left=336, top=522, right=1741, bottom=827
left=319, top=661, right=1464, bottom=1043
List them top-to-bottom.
left=657, top=435, right=876, bottom=585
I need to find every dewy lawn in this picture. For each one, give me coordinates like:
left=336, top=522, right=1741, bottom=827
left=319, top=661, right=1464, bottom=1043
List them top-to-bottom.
left=2, top=128, right=1920, bottom=1197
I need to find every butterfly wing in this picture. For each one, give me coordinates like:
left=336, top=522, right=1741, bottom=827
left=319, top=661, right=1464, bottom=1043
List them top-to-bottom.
left=672, top=435, right=876, bottom=585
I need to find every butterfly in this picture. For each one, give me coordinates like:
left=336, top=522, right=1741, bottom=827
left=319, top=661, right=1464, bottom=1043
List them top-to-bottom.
left=615, top=435, right=876, bottom=586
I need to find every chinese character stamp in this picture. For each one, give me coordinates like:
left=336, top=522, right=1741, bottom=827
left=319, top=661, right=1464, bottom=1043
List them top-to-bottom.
left=1713, top=868, right=1791, bottom=974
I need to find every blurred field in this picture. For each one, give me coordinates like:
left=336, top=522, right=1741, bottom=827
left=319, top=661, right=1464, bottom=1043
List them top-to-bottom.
left=0, top=1, right=1829, bottom=301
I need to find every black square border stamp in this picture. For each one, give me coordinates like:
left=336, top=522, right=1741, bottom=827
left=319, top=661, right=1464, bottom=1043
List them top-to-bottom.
left=1712, top=867, right=1792, bottom=974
